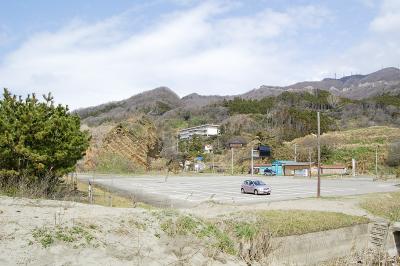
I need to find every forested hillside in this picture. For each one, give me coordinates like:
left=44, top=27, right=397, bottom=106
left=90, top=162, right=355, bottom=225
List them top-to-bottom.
left=74, top=67, right=400, bottom=174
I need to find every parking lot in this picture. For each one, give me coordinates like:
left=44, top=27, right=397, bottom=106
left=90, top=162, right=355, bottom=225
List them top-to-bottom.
left=78, top=174, right=400, bottom=207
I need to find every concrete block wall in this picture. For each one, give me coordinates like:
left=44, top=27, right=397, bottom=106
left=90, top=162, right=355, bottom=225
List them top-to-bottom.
left=387, top=222, right=400, bottom=257
left=267, top=223, right=371, bottom=265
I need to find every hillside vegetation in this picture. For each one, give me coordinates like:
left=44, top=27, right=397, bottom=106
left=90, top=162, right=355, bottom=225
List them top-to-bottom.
left=74, top=67, right=400, bottom=174
left=289, top=126, right=400, bottom=174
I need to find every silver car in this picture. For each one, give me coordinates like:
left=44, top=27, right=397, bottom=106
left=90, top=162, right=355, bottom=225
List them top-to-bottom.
left=241, top=180, right=271, bottom=195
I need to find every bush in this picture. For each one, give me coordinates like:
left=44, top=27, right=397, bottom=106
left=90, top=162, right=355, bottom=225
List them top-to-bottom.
left=0, top=89, right=90, bottom=196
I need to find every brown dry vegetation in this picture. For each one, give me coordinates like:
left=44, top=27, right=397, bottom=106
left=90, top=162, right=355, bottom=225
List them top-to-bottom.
left=78, top=116, right=160, bottom=173
left=289, top=126, right=400, bottom=174
left=291, top=126, right=400, bottom=149
left=360, top=191, right=400, bottom=221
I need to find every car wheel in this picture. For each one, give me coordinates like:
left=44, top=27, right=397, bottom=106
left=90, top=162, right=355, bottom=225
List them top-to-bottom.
left=241, top=188, right=245, bottom=194
left=254, top=189, right=258, bottom=195
left=267, top=192, right=271, bottom=195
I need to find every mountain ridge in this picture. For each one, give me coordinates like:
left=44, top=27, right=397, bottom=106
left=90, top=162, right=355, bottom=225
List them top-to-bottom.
left=75, top=67, right=400, bottom=125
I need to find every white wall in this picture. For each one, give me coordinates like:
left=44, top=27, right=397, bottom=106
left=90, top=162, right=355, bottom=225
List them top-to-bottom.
left=206, top=127, right=219, bottom=135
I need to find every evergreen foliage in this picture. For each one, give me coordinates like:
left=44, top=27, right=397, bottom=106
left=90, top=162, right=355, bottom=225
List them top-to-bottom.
left=0, top=89, right=90, bottom=195
left=224, top=90, right=340, bottom=115
left=370, top=93, right=400, bottom=108
left=223, top=97, right=275, bottom=114
left=178, top=135, right=204, bottom=157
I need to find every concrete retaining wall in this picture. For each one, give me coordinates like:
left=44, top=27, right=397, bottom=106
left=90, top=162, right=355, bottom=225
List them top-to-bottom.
left=387, top=222, right=400, bottom=257
left=268, top=223, right=371, bottom=265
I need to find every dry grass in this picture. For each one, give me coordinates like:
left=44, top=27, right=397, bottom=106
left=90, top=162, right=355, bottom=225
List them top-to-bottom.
left=289, top=126, right=400, bottom=174
left=291, top=126, right=400, bottom=148
left=74, top=181, right=134, bottom=208
left=359, top=191, right=400, bottom=221
left=157, top=209, right=369, bottom=264
left=223, top=210, right=369, bottom=237
left=321, top=249, right=400, bottom=265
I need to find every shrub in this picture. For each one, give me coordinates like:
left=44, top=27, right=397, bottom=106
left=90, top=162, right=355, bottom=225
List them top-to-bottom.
left=0, top=89, right=90, bottom=196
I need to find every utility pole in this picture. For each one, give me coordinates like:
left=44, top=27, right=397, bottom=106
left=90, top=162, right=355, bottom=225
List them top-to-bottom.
left=317, top=112, right=321, bottom=197
left=294, top=144, right=297, bottom=162
left=231, top=148, right=234, bottom=175
left=251, top=148, right=254, bottom=176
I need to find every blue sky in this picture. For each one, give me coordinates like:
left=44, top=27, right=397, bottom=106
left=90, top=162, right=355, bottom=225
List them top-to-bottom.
left=0, top=0, right=399, bottom=109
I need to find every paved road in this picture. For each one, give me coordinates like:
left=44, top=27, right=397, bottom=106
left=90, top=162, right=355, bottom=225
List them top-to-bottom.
left=78, top=174, right=400, bottom=207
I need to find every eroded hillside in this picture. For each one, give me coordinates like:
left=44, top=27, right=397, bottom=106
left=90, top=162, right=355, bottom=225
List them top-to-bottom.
left=79, top=116, right=160, bottom=172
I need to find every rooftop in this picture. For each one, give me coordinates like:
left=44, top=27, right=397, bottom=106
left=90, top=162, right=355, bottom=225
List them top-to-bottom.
left=179, top=124, right=220, bottom=132
left=273, top=160, right=310, bottom=166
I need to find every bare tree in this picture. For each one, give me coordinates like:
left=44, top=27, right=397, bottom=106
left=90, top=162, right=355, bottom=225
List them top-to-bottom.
left=327, top=94, right=340, bottom=108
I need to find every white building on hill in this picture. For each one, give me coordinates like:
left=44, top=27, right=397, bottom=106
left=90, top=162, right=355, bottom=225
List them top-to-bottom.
left=179, top=124, right=220, bottom=140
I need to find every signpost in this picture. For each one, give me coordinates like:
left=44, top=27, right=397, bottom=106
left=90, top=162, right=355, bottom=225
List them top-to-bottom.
left=250, top=145, right=269, bottom=176
left=251, top=149, right=259, bottom=176
left=251, top=149, right=254, bottom=176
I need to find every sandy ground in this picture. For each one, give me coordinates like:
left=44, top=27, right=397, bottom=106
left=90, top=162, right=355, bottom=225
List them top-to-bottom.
left=0, top=193, right=379, bottom=266
left=0, top=196, right=243, bottom=266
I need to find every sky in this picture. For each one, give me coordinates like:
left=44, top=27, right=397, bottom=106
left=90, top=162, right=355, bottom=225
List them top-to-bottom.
left=0, top=0, right=399, bottom=109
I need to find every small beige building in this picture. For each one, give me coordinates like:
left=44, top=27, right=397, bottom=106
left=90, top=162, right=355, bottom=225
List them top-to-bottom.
left=311, top=165, right=347, bottom=175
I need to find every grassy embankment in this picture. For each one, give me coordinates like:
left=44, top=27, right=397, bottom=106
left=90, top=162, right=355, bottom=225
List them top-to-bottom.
left=291, top=126, right=400, bottom=175
left=360, top=191, right=400, bottom=221
left=158, top=209, right=369, bottom=257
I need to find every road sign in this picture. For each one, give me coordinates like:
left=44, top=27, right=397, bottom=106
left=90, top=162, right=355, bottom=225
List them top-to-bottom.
left=252, top=150, right=260, bottom=158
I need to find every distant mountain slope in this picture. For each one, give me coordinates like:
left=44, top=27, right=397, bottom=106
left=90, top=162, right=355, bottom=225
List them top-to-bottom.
left=76, top=67, right=400, bottom=125
left=242, top=67, right=400, bottom=100
left=75, top=87, right=181, bottom=125
left=180, top=93, right=229, bottom=108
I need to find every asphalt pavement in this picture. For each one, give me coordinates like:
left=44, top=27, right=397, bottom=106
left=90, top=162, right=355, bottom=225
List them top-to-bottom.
left=77, top=174, right=400, bottom=207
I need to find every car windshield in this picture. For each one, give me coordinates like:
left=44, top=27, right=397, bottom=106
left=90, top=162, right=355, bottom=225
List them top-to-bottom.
left=253, top=180, right=266, bottom=185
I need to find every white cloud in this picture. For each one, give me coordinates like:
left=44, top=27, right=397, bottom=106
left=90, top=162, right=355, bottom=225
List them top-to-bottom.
left=370, top=0, right=400, bottom=33
left=0, top=1, right=333, bottom=109
left=284, top=1, right=400, bottom=80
